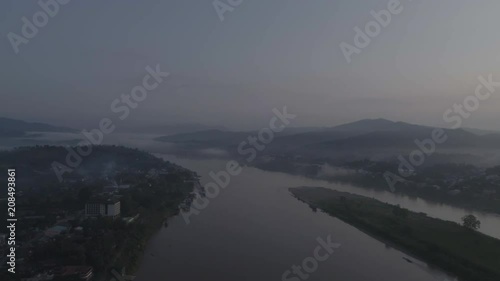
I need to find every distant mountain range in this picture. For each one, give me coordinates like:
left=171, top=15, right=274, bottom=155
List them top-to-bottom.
left=0, top=117, right=76, bottom=138
left=4, top=117, right=500, bottom=159
left=154, top=118, right=500, bottom=161
left=303, top=119, right=498, bottom=150
left=118, top=123, right=228, bottom=135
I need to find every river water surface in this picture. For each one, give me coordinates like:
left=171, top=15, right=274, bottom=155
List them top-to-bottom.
left=132, top=155, right=500, bottom=281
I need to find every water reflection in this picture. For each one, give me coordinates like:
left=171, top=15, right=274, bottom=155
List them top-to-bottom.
left=134, top=156, right=461, bottom=281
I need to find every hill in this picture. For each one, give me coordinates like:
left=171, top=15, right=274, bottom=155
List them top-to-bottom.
left=0, top=117, right=76, bottom=137
left=153, top=119, right=500, bottom=162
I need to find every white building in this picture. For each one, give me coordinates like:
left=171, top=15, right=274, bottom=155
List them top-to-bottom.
left=85, top=197, right=121, bottom=219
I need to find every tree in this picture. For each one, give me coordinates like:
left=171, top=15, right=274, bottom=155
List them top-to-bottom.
left=78, top=187, right=92, bottom=205
left=392, top=205, right=409, bottom=219
left=461, top=214, right=481, bottom=230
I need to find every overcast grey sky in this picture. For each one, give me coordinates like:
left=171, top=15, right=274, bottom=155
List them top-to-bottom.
left=1, top=0, right=500, bottom=130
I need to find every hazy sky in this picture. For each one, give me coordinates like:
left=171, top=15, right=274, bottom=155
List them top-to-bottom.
left=1, top=0, right=500, bottom=130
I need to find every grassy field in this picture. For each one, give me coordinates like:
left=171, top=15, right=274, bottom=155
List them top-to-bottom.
left=290, top=187, right=500, bottom=281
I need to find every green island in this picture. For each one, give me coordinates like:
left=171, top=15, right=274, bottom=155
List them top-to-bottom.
left=252, top=158, right=500, bottom=215
left=290, top=187, right=500, bottom=281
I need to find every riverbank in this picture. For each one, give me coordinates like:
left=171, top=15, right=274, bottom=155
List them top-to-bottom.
left=250, top=160, right=500, bottom=216
left=328, top=174, right=500, bottom=215
left=95, top=180, right=197, bottom=281
left=290, top=187, right=500, bottom=281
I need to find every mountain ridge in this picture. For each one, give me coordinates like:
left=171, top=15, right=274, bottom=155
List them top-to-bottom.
left=0, top=117, right=76, bottom=138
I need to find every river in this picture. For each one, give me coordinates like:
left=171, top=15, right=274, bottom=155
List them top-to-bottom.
left=133, top=155, right=500, bottom=281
